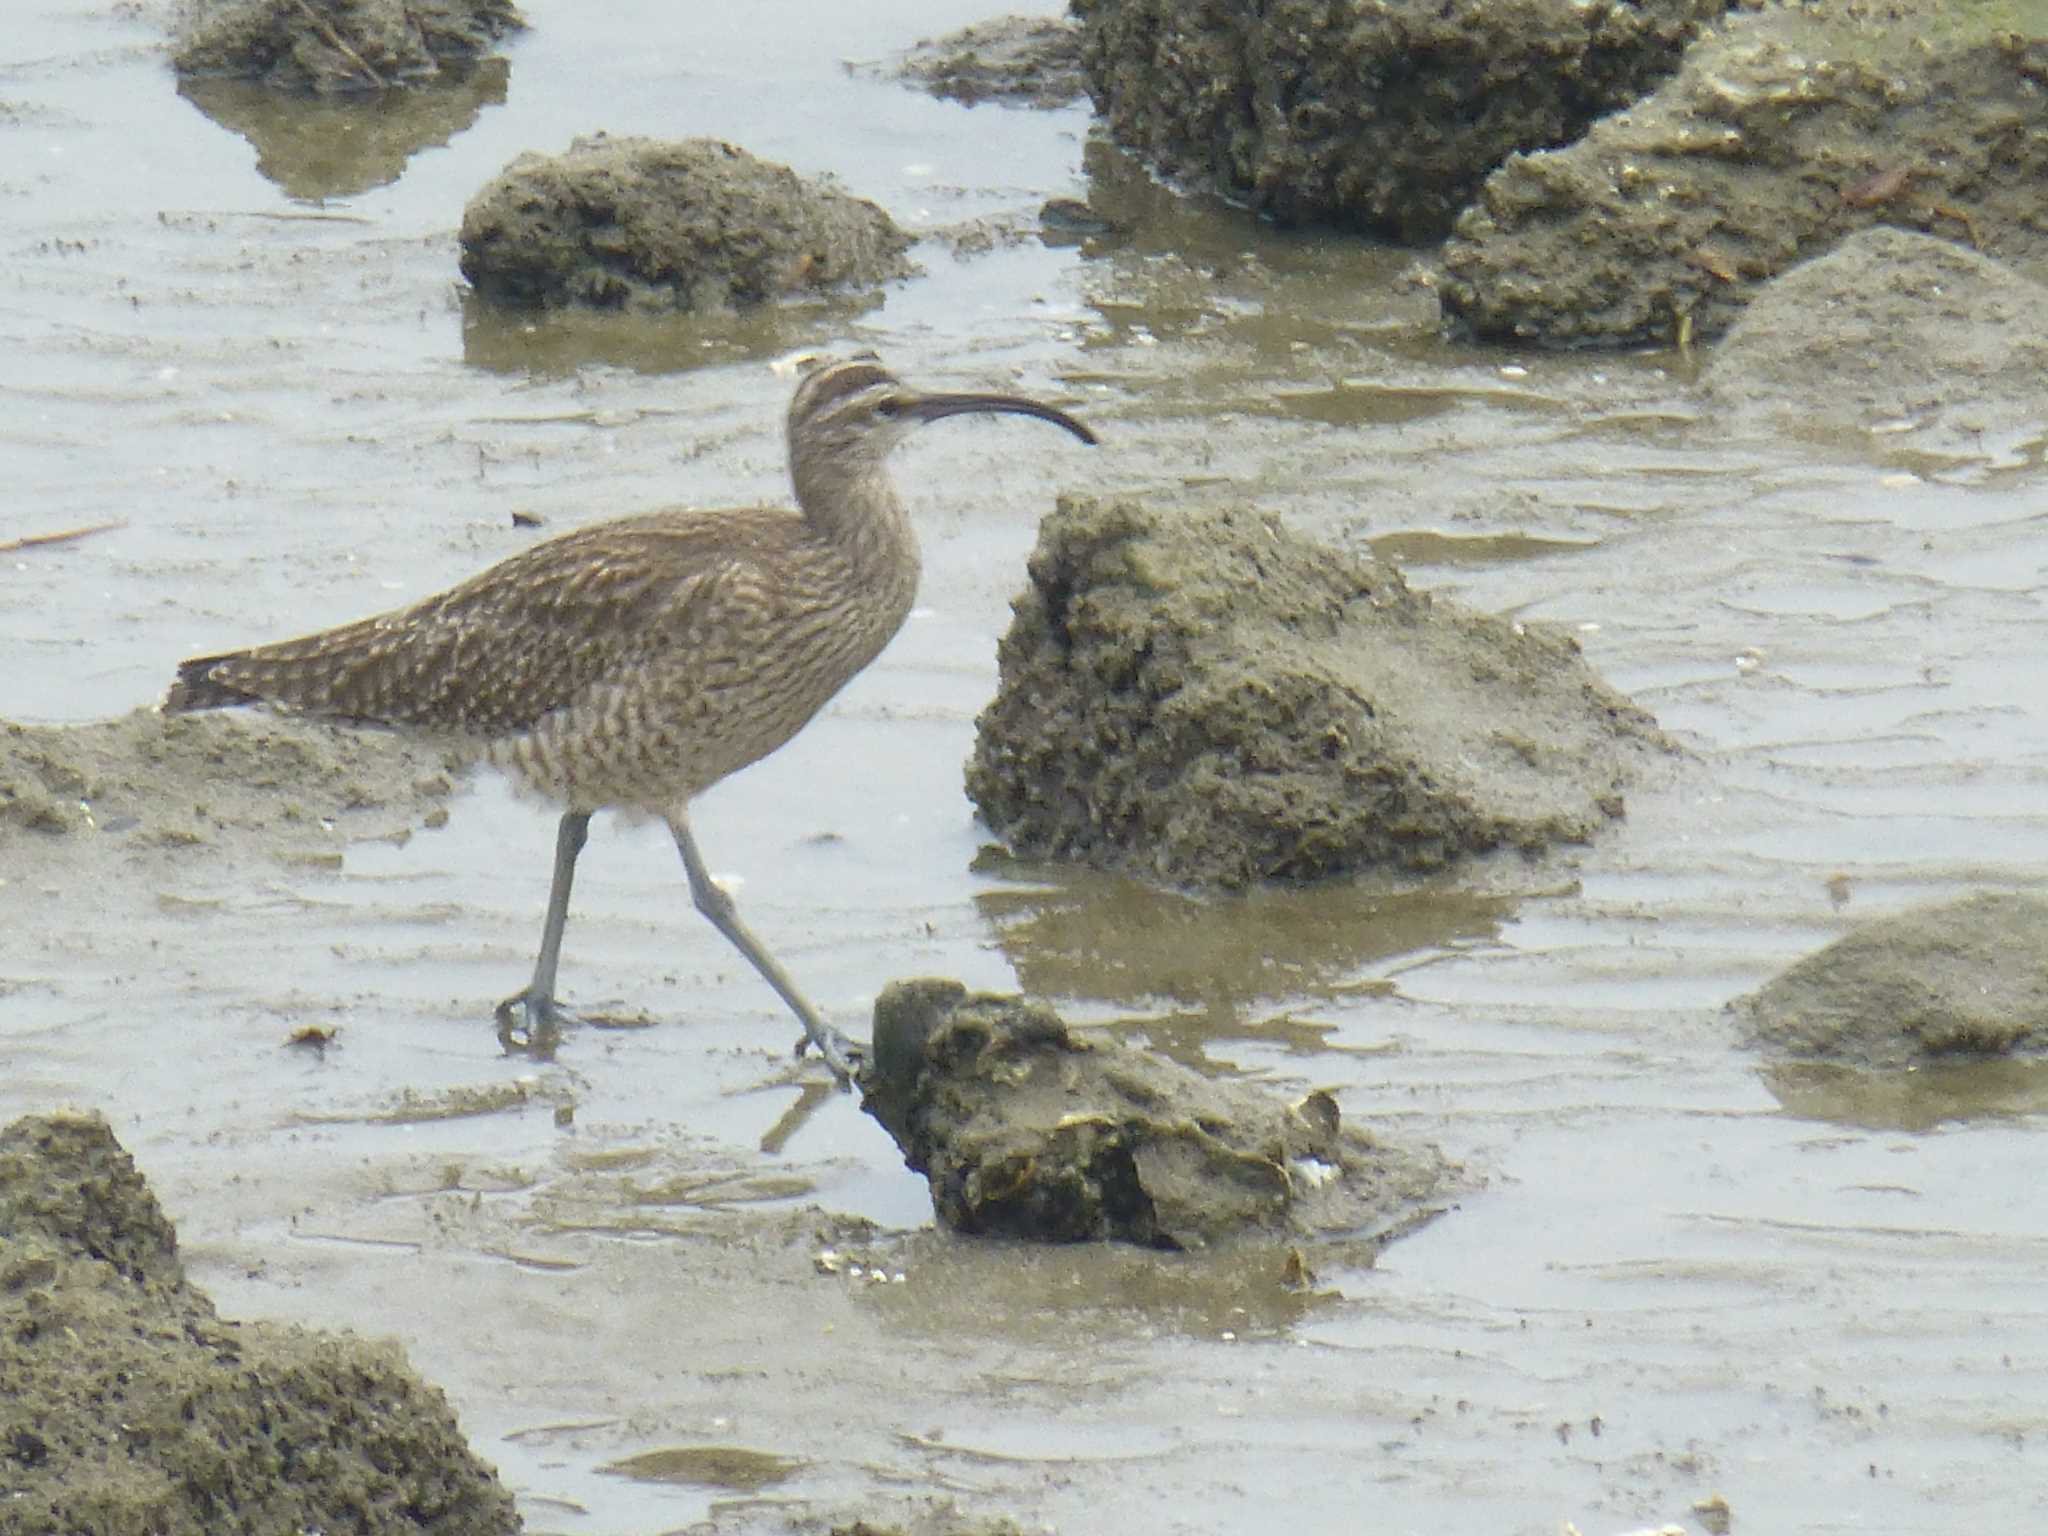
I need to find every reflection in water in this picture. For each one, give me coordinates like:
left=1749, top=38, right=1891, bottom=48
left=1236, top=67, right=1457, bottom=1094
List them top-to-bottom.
left=177, top=61, right=512, bottom=201
left=1064, top=137, right=1446, bottom=392
left=458, top=286, right=881, bottom=376
left=1269, top=375, right=1572, bottom=430
left=1368, top=528, right=1600, bottom=568
left=978, top=865, right=1514, bottom=1030
left=1086, top=1005, right=1357, bottom=1072
left=1760, top=1057, right=2048, bottom=1132
left=759, top=1079, right=839, bottom=1156
left=862, top=1225, right=1338, bottom=1342
left=598, top=1445, right=799, bottom=1490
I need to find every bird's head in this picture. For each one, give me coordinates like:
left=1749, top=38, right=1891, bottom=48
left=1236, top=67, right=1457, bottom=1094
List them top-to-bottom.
left=787, top=353, right=1097, bottom=477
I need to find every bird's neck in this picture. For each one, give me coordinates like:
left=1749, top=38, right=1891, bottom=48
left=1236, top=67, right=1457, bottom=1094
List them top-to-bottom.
left=791, top=453, right=921, bottom=598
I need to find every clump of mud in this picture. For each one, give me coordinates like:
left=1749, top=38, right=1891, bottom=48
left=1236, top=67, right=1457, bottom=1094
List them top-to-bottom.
left=174, top=0, right=525, bottom=94
left=1071, top=0, right=1722, bottom=242
left=1440, top=1, right=2048, bottom=346
left=889, top=16, right=1086, bottom=109
left=459, top=135, right=917, bottom=312
left=1701, top=227, right=2048, bottom=466
left=966, top=496, right=1668, bottom=889
left=0, top=709, right=458, bottom=849
left=1735, top=893, right=2048, bottom=1070
left=859, top=979, right=1454, bottom=1250
left=0, top=1111, right=519, bottom=1535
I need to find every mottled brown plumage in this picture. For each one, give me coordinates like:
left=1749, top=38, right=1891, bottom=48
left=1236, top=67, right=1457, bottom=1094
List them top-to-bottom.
left=165, top=356, right=1097, bottom=1081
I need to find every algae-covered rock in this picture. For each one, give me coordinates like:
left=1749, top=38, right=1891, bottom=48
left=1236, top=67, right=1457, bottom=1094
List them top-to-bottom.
left=175, top=0, right=525, bottom=95
left=1071, top=0, right=1722, bottom=242
left=1441, top=2, right=2048, bottom=346
left=892, top=16, right=1086, bottom=109
left=459, top=135, right=917, bottom=312
left=1702, top=227, right=2048, bottom=466
left=966, top=496, right=1667, bottom=890
left=1735, top=893, right=2048, bottom=1070
left=860, top=980, right=1453, bottom=1249
left=0, top=1111, right=519, bottom=1536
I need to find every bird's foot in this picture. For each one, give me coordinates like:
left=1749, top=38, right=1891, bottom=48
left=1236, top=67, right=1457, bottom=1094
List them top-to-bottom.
left=494, top=989, right=585, bottom=1060
left=793, top=1021, right=865, bottom=1090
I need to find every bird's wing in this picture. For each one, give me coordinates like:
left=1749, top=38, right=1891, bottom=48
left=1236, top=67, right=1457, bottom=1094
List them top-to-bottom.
left=168, top=512, right=795, bottom=733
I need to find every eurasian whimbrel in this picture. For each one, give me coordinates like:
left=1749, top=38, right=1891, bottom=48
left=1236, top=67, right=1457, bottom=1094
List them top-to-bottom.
left=163, top=356, right=1097, bottom=1084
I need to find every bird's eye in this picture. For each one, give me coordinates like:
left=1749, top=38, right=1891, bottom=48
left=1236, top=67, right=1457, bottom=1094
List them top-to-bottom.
left=873, top=398, right=904, bottom=419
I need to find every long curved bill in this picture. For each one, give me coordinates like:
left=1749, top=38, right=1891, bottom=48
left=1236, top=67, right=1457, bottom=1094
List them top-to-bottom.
left=905, top=390, right=1098, bottom=446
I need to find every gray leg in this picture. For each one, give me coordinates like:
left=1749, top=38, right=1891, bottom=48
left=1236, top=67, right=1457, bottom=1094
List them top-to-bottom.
left=495, top=810, right=591, bottom=1051
left=668, top=810, right=859, bottom=1087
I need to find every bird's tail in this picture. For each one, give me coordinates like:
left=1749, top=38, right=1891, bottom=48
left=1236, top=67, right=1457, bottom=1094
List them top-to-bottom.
left=163, top=654, right=262, bottom=713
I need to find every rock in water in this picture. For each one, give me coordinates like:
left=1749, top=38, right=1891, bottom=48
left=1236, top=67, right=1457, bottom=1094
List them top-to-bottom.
left=968, top=496, right=1669, bottom=889
left=860, top=979, right=1455, bottom=1249
left=0, top=1111, right=519, bottom=1536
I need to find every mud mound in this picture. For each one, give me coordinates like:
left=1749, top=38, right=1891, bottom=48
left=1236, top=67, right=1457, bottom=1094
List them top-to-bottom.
left=175, top=0, right=525, bottom=94
left=1071, top=0, right=1721, bottom=242
left=1441, top=2, right=2048, bottom=346
left=890, top=16, right=1086, bottom=108
left=459, top=135, right=916, bottom=312
left=1702, top=227, right=2048, bottom=466
left=966, top=496, right=1668, bottom=890
left=0, top=709, right=458, bottom=848
left=1736, top=893, right=2048, bottom=1070
left=860, top=980, right=1454, bottom=1249
left=0, top=1111, right=519, bottom=1536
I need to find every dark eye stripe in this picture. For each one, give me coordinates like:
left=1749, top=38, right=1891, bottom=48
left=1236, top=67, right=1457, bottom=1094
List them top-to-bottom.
left=793, top=359, right=895, bottom=421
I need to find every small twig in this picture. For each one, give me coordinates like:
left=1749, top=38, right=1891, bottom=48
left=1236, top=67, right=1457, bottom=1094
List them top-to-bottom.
left=293, top=0, right=389, bottom=88
left=165, top=208, right=377, bottom=226
left=0, top=519, right=126, bottom=556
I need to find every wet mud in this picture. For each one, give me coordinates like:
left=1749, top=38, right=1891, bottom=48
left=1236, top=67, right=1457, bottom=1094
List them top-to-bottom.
left=175, top=0, right=525, bottom=95
left=1071, top=0, right=1722, bottom=241
left=1441, top=0, right=2048, bottom=345
left=458, top=136, right=917, bottom=312
left=968, top=495, right=1671, bottom=888
left=1737, top=891, right=2048, bottom=1069
left=861, top=979, right=1454, bottom=1249
left=0, top=1111, right=517, bottom=1536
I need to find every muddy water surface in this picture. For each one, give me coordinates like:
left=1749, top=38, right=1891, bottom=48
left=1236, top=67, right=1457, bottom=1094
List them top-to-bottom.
left=5, top=4, right=2046, bottom=1534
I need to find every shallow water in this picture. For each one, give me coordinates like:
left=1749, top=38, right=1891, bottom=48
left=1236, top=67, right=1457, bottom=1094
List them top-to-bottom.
left=4, top=4, right=2047, bottom=1533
